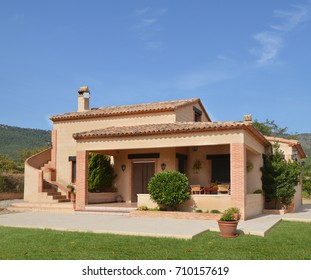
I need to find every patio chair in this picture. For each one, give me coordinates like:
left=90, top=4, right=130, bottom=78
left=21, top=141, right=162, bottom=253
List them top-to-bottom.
left=190, top=185, right=202, bottom=194
left=218, top=185, right=229, bottom=194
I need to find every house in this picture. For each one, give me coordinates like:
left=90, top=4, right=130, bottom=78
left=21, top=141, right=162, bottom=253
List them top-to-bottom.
left=24, top=86, right=305, bottom=220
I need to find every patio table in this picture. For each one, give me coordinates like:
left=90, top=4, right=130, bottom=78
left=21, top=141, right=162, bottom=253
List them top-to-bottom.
left=202, top=187, right=218, bottom=194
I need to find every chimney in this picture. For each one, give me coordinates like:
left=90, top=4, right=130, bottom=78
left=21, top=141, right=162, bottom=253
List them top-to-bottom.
left=77, top=86, right=90, bottom=112
left=243, top=114, right=252, bottom=124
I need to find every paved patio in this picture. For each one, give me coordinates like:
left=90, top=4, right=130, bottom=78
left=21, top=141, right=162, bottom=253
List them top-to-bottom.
left=1, top=200, right=310, bottom=239
left=0, top=211, right=280, bottom=238
left=0, top=211, right=211, bottom=239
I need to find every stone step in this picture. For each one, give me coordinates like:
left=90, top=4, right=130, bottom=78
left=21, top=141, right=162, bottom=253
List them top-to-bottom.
left=41, top=161, right=52, bottom=171
left=42, top=181, right=70, bottom=203
left=43, top=189, right=62, bottom=195
left=51, top=194, right=68, bottom=200
left=57, top=198, right=71, bottom=203
left=7, top=202, right=74, bottom=213
left=84, top=206, right=137, bottom=213
left=75, top=210, right=130, bottom=216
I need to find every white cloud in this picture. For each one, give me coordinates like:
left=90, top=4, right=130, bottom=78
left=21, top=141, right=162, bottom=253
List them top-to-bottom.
left=250, top=1, right=311, bottom=66
left=271, top=5, right=310, bottom=31
left=130, top=7, right=167, bottom=51
left=134, top=8, right=149, bottom=16
left=141, top=18, right=158, bottom=27
left=250, top=32, right=283, bottom=65
left=145, top=41, right=165, bottom=51
left=174, top=58, right=238, bottom=91
left=175, top=71, right=228, bottom=91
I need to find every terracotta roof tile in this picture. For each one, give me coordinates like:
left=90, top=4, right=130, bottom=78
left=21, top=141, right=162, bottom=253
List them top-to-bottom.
left=78, top=86, right=90, bottom=94
left=50, top=98, right=205, bottom=121
left=72, top=121, right=271, bottom=146
left=265, top=136, right=307, bottom=158
left=265, top=136, right=298, bottom=146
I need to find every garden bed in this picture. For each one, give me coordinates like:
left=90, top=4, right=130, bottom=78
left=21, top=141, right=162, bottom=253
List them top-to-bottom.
left=0, top=192, right=24, bottom=201
left=88, top=192, right=118, bottom=204
left=263, top=209, right=287, bottom=215
left=130, top=210, right=222, bottom=220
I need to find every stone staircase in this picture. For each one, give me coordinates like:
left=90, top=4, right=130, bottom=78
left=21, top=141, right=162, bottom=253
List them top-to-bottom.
left=42, top=181, right=70, bottom=203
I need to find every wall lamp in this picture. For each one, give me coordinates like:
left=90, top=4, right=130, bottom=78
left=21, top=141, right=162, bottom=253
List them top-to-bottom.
left=192, top=146, right=198, bottom=152
left=161, top=163, right=167, bottom=171
left=121, top=164, right=126, bottom=172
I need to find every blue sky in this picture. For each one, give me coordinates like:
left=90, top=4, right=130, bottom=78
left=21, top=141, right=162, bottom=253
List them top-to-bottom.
left=1, top=0, right=311, bottom=133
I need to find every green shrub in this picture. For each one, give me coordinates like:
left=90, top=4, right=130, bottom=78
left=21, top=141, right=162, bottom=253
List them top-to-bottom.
left=88, top=154, right=117, bottom=193
left=0, top=155, right=17, bottom=172
left=148, top=171, right=190, bottom=211
left=0, top=172, right=24, bottom=193
left=302, top=177, right=311, bottom=197
left=253, top=189, right=263, bottom=194
left=302, top=191, right=310, bottom=199
left=137, top=205, right=149, bottom=211
left=220, top=207, right=240, bottom=221
left=195, top=209, right=203, bottom=213
left=210, top=209, right=221, bottom=213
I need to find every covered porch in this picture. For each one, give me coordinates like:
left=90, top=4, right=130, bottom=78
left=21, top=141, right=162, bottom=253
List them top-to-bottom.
left=73, top=122, right=270, bottom=220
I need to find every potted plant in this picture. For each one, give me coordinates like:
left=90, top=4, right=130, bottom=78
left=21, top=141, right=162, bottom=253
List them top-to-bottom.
left=192, top=160, right=202, bottom=174
left=67, top=184, right=76, bottom=202
left=217, top=207, right=240, bottom=238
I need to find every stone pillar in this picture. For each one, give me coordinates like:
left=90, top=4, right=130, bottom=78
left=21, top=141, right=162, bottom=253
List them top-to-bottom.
left=50, top=129, right=57, bottom=181
left=51, top=129, right=57, bottom=170
left=230, top=143, right=247, bottom=220
left=76, top=150, right=88, bottom=210
left=38, top=170, right=43, bottom=193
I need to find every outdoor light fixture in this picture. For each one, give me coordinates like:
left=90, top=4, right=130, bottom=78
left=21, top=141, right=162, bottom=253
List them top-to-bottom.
left=192, top=146, right=198, bottom=152
left=161, top=163, right=166, bottom=171
left=121, top=164, right=126, bottom=172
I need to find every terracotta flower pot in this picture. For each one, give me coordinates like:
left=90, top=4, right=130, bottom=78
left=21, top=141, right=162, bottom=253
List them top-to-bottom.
left=70, top=193, right=76, bottom=202
left=217, top=220, right=239, bottom=238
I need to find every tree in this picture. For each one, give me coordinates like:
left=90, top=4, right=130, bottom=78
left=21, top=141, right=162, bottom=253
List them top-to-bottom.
left=253, top=119, right=289, bottom=137
left=261, top=143, right=300, bottom=208
left=88, top=153, right=117, bottom=193
left=0, top=155, right=17, bottom=172
left=302, top=158, right=311, bottom=177
left=148, top=171, right=190, bottom=210
left=302, top=177, right=311, bottom=198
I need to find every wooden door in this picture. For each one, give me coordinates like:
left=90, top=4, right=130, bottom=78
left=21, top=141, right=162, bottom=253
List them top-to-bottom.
left=132, top=162, right=155, bottom=202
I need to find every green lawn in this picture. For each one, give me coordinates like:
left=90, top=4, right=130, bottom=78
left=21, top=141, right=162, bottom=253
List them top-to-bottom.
left=1, top=221, right=311, bottom=260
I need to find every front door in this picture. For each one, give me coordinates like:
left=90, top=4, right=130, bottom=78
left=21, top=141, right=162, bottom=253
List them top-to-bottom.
left=132, top=162, right=155, bottom=202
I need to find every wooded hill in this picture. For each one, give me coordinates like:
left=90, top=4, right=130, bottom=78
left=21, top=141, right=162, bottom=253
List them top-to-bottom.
left=0, top=124, right=51, bottom=160
left=297, top=134, right=311, bottom=156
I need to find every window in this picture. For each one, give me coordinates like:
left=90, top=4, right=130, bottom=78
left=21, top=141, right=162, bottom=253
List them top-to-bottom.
left=193, top=106, right=202, bottom=122
left=291, top=149, right=298, bottom=161
left=176, top=153, right=188, bottom=174
left=206, top=154, right=230, bottom=183
left=68, top=156, right=77, bottom=183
